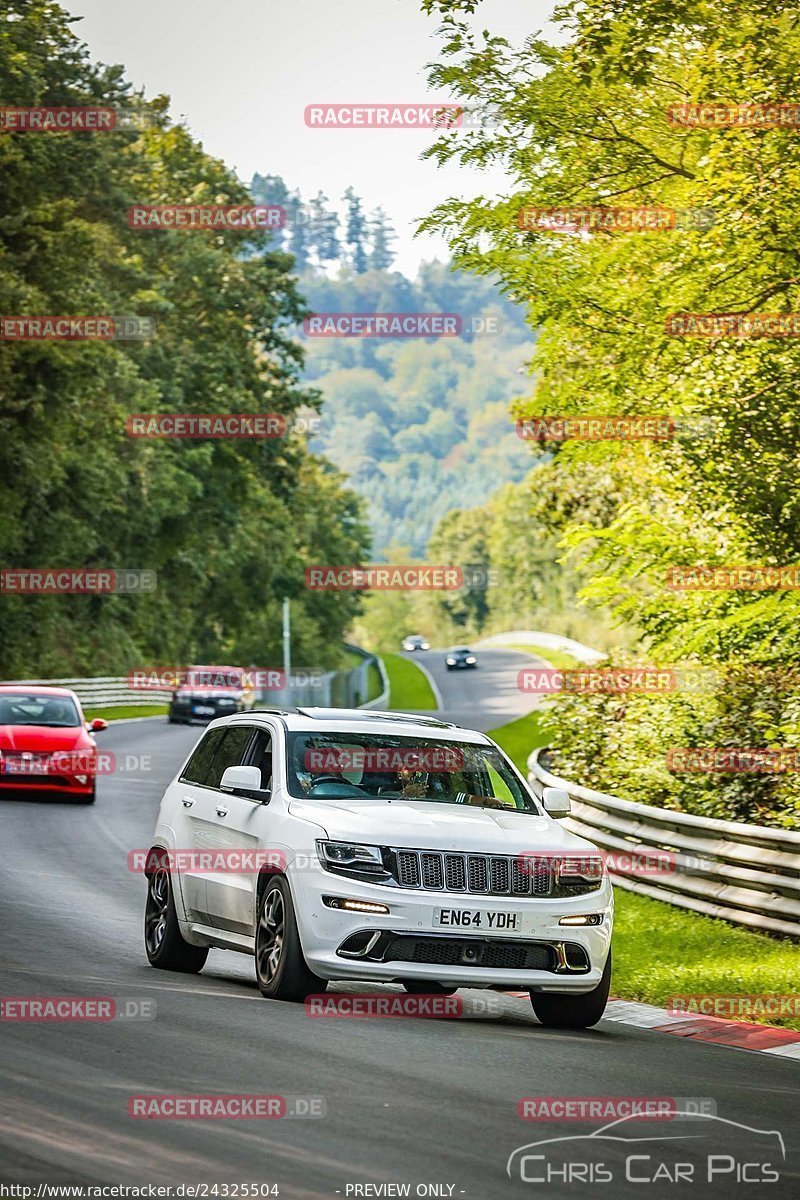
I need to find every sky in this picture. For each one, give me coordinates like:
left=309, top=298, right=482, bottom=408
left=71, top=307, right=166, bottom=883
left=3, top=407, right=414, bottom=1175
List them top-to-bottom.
left=64, top=0, right=559, bottom=276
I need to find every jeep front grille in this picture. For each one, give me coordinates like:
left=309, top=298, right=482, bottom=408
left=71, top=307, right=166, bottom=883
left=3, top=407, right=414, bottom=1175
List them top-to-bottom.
left=394, top=849, right=551, bottom=896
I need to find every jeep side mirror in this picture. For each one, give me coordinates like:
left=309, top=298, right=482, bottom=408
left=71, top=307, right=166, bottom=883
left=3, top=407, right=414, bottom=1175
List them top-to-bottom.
left=219, top=764, right=269, bottom=801
left=542, top=786, right=571, bottom=817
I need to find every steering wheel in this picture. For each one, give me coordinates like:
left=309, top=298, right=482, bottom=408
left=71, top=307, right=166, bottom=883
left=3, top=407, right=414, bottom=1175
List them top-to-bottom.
left=307, top=774, right=369, bottom=795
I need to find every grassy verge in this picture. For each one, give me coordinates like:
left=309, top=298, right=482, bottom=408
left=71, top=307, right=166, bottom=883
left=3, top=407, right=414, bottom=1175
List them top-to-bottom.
left=502, top=642, right=583, bottom=671
left=341, top=647, right=368, bottom=671
left=382, top=652, right=437, bottom=710
left=83, top=704, right=168, bottom=721
left=488, top=709, right=550, bottom=765
left=489, top=709, right=800, bottom=1030
left=612, top=889, right=800, bottom=1029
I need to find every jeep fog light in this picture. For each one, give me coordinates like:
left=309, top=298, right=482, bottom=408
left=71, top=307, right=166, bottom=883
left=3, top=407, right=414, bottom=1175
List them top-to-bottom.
left=323, top=896, right=390, bottom=914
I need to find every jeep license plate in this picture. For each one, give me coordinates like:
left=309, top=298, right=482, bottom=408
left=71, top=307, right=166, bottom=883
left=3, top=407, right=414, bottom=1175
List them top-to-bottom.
left=433, top=908, right=519, bottom=931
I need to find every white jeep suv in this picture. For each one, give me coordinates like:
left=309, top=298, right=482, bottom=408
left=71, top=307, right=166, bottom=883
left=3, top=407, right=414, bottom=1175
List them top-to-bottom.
left=143, top=708, right=613, bottom=1027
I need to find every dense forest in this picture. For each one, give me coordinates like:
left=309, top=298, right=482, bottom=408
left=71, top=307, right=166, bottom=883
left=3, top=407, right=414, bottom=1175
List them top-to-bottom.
left=411, top=0, right=800, bottom=828
left=0, top=2, right=368, bottom=676
left=250, top=175, right=534, bottom=556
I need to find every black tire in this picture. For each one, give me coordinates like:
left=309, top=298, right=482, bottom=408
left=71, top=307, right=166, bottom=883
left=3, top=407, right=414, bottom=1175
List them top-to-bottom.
left=167, top=714, right=182, bottom=725
left=144, top=860, right=208, bottom=973
left=255, top=876, right=325, bottom=1002
left=530, top=950, right=611, bottom=1029
left=402, top=980, right=458, bottom=995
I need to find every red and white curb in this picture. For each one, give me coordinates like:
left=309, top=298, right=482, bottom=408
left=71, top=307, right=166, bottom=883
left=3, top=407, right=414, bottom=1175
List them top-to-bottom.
left=602, top=998, right=800, bottom=1059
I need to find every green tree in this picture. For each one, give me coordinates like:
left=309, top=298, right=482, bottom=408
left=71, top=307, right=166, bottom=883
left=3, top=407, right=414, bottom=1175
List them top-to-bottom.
left=0, top=0, right=369, bottom=676
left=417, top=0, right=800, bottom=823
left=343, top=186, right=368, bottom=274
left=286, top=189, right=310, bottom=273
left=309, top=190, right=340, bottom=266
left=368, top=207, right=396, bottom=271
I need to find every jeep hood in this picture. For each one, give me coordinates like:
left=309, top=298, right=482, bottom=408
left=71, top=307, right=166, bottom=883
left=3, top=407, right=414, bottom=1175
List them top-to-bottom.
left=287, top=796, right=599, bottom=854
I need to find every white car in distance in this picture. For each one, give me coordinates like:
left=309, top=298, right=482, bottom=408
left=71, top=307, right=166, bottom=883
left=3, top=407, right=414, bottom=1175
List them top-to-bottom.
left=144, top=707, right=613, bottom=1027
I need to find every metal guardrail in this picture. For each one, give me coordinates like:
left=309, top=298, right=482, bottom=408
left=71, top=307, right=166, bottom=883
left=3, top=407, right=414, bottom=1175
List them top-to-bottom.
left=478, top=629, right=604, bottom=665
left=256, top=644, right=388, bottom=709
left=2, top=648, right=390, bottom=713
left=351, top=648, right=390, bottom=710
left=0, top=676, right=171, bottom=708
left=528, top=747, right=800, bottom=939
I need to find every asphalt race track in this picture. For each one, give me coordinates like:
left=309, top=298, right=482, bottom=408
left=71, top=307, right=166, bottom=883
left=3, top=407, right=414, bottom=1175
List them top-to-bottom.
left=1, top=649, right=798, bottom=1196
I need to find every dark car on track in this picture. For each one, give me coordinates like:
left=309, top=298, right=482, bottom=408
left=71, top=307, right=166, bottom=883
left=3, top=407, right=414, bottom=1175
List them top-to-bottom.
left=445, top=646, right=478, bottom=671
left=168, top=666, right=255, bottom=725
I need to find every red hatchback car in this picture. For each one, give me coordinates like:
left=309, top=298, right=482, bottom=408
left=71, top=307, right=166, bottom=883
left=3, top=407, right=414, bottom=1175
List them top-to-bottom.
left=0, top=686, right=107, bottom=804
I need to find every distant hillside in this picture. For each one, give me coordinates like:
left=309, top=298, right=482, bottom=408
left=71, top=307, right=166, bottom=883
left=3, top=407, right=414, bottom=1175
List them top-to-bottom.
left=250, top=174, right=534, bottom=556
left=298, top=263, right=533, bottom=556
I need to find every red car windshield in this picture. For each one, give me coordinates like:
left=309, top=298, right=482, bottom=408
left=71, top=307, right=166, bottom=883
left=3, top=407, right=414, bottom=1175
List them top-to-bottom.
left=0, top=693, right=81, bottom=727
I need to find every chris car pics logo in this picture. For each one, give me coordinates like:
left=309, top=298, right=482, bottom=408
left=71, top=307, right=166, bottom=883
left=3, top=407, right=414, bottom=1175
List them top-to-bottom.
left=507, top=1112, right=784, bottom=1186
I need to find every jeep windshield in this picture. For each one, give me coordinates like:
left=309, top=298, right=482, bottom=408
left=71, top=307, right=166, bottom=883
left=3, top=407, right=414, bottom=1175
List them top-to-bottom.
left=285, top=732, right=540, bottom=812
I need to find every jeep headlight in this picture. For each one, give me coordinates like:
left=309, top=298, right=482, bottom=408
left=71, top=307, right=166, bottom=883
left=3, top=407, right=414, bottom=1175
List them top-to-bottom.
left=316, top=840, right=389, bottom=879
left=555, top=854, right=605, bottom=892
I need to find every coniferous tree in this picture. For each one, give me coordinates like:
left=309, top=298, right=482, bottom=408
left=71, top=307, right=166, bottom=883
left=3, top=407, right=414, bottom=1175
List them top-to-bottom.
left=344, top=186, right=368, bottom=274
left=286, top=189, right=310, bottom=272
left=309, top=190, right=341, bottom=266
left=368, top=207, right=396, bottom=270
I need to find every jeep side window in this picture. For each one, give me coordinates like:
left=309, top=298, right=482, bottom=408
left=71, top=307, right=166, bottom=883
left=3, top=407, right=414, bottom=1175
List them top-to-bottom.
left=205, top=726, right=257, bottom=790
left=180, top=728, right=226, bottom=785
left=246, top=730, right=273, bottom=792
